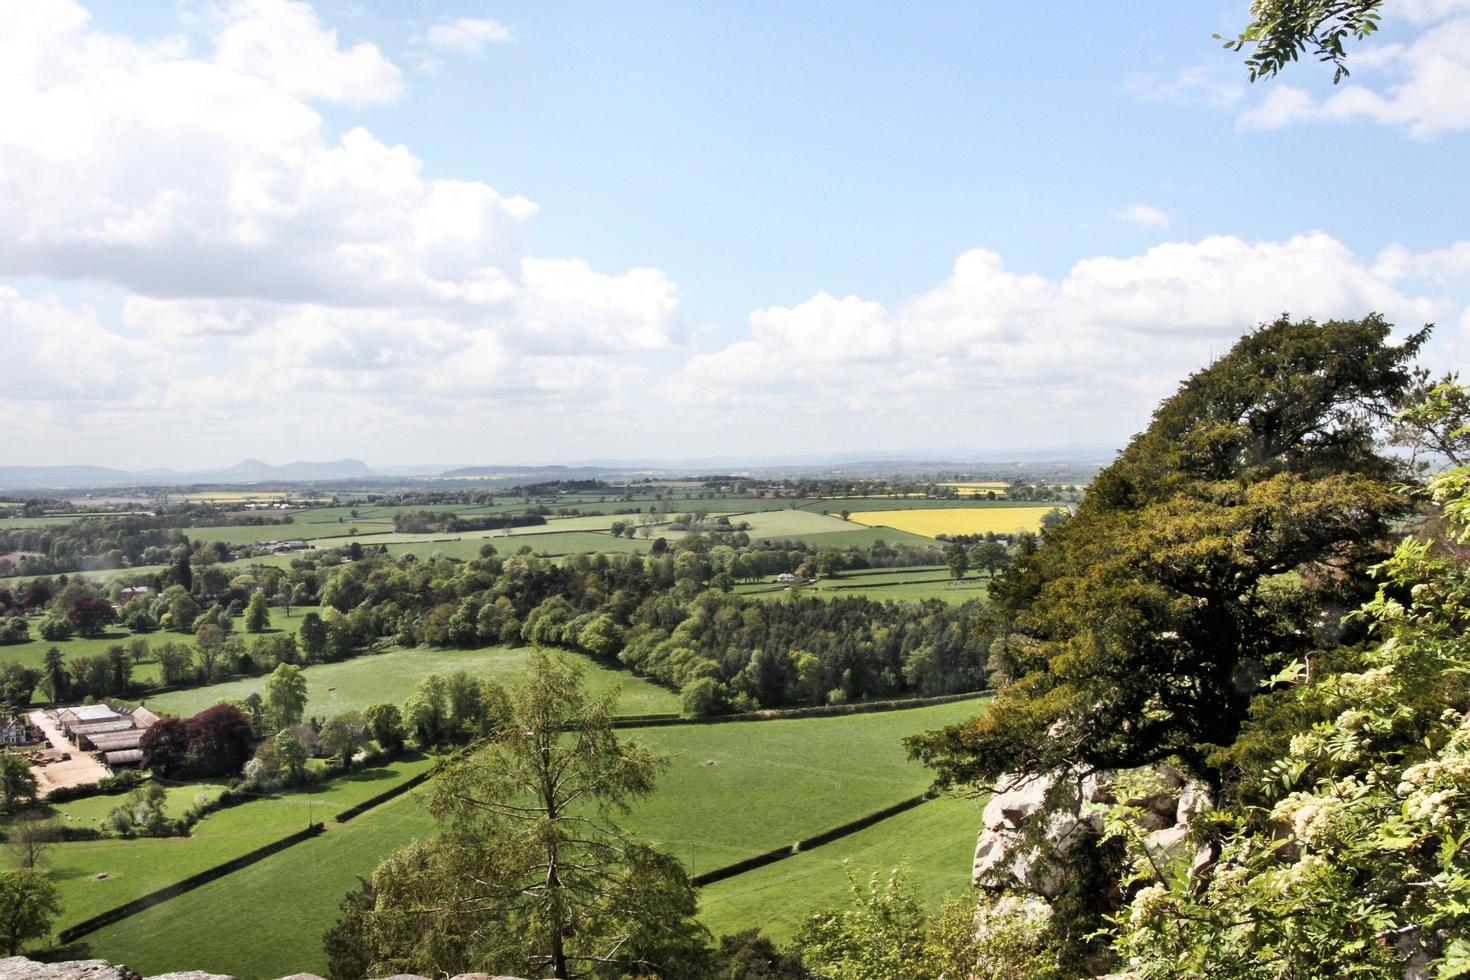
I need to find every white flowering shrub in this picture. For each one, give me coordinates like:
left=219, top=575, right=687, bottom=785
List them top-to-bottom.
left=1111, top=464, right=1470, bottom=978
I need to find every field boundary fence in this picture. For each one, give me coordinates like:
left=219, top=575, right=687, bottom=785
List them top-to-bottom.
left=612, top=690, right=985, bottom=730
left=689, top=791, right=937, bottom=887
left=56, top=823, right=325, bottom=944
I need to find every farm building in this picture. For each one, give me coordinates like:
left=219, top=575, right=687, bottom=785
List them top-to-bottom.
left=118, top=586, right=153, bottom=604
left=54, top=702, right=160, bottom=764
left=56, top=704, right=126, bottom=734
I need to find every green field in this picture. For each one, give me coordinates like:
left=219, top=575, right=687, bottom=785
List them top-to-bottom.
left=798, top=497, right=1043, bottom=512
left=734, top=510, right=856, bottom=539
left=754, top=527, right=939, bottom=549
left=381, top=530, right=655, bottom=561
left=735, top=565, right=991, bottom=605
left=0, top=611, right=317, bottom=694
left=145, top=645, right=681, bottom=719
left=72, top=699, right=984, bottom=978
left=623, top=700, right=983, bottom=871
left=46, top=752, right=440, bottom=933
left=699, top=793, right=982, bottom=941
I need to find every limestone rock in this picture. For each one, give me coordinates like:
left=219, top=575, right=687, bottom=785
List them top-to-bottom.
left=0, top=959, right=140, bottom=980
left=147, top=974, right=234, bottom=980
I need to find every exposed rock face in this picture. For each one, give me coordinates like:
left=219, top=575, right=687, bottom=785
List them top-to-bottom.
left=973, top=764, right=1213, bottom=898
left=0, top=961, right=527, bottom=980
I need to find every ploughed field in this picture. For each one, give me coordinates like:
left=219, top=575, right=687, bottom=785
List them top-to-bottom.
left=73, top=698, right=985, bottom=979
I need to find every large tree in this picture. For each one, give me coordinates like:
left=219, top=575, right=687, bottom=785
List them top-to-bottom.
left=909, top=316, right=1429, bottom=790
left=351, top=650, right=709, bottom=978
left=263, top=663, right=308, bottom=732
left=0, top=869, right=60, bottom=955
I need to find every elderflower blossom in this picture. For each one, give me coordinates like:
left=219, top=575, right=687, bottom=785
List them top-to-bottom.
left=1289, top=732, right=1322, bottom=758
left=1272, top=791, right=1340, bottom=846
left=1279, top=852, right=1328, bottom=890
left=1129, top=884, right=1169, bottom=925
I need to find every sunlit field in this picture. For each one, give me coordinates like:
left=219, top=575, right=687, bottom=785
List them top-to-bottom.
left=848, top=505, right=1062, bottom=537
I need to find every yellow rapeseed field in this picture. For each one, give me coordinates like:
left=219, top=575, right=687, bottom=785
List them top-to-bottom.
left=847, top=506, right=1062, bottom=537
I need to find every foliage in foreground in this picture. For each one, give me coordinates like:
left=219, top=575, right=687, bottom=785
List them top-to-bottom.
left=1110, top=463, right=1470, bottom=978
left=334, top=650, right=710, bottom=979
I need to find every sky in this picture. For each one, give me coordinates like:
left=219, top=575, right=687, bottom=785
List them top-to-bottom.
left=3, top=0, right=1468, bottom=470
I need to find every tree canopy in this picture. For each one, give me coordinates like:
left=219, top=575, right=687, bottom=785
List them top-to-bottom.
left=909, top=315, right=1430, bottom=790
left=348, top=650, right=709, bottom=978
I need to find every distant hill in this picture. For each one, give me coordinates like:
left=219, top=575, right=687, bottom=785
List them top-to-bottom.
left=0, top=458, right=378, bottom=490
left=220, top=458, right=375, bottom=481
left=0, top=465, right=143, bottom=489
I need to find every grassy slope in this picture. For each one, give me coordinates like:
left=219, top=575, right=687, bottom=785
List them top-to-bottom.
left=144, top=645, right=681, bottom=719
left=75, top=699, right=985, bottom=978
left=623, top=699, right=983, bottom=871
left=47, top=753, right=440, bottom=932
left=699, top=793, right=982, bottom=941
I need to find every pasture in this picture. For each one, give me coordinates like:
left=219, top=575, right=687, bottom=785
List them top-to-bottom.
left=848, top=506, right=1063, bottom=537
left=736, top=510, right=856, bottom=539
left=736, top=565, right=991, bottom=605
left=144, top=645, right=682, bottom=719
left=73, top=699, right=985, bottom=978
left=46, top=752, right=440, bottom=933
left=699, top=793, right=982, bottom=941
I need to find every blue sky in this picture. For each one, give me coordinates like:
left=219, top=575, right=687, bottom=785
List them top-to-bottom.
left=4, top=1, right=1468, bottom=468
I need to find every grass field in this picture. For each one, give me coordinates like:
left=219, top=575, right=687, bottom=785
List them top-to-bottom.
left=848, top=506, right=1062, bottom=537
left=737, top=510, right=857, bottom=539
left=756, top=527, right=941, bottom=550
left=381, top=530, right=655, bottom=561
left=735, top=565, right=990, bottom=605
left=0, top=611, right=316, bottom=693
left=145, top=645, right=681, bottom=719
left=73, top=699, right=985, bottom=978
left=623, top=699, right=983, bottom=872
left=46, top=752, right=440, bottom=934
left=699, top=793, right=982, bottom=941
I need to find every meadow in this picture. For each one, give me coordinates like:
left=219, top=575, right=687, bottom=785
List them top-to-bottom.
left=848, top=505, right=1063, bottom=537
left=736, top=565, right=991, bottom=605
left=0, top=611, right=315, bottom=691
left=144, top=644, right=682, bottom=719
left=72, top=699, right=985, bottom=978
left=45, top=752, right=441, bottom=933
left=698, top=793, right=982, bottom=940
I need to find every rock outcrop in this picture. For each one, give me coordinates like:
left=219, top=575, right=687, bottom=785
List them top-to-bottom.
left=973, top=763, right=1213, bottom=897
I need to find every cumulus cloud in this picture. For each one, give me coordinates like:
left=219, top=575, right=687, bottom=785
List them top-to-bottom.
left=1236, top=8, right=1470, bottom=137
left=422, top=16, right=514, bottom=56
left=1115, top=204, right=1171, bottom=229
left=659, top=234, right=1458, bottom=447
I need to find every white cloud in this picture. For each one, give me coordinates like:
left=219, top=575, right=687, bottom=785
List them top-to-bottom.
left=0, top=0, right=680, bottom=347
left=212, top=0, right=404, bottom=106
left=1237, top=10, right=1470, bottom=137
left=422, top=16, right=514, bottom=56
left=1124, top=66, right=1243, bottom=109
left=1115, top=203, right=1171, bottom=229
left=659, top=234, right=1458, bottom=446
left=0, top=288, right=149, bottom=401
